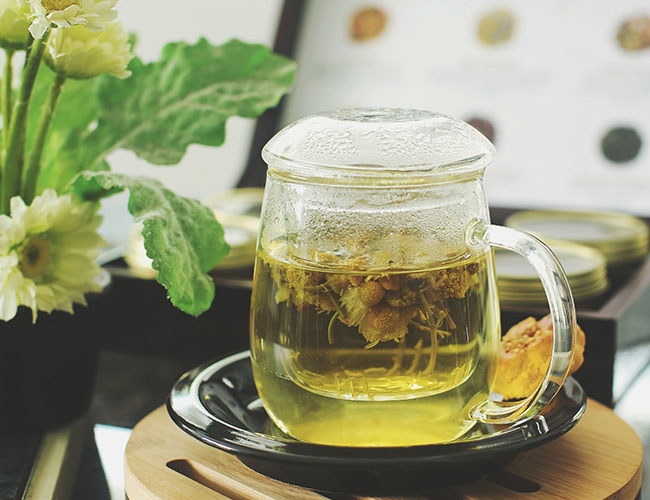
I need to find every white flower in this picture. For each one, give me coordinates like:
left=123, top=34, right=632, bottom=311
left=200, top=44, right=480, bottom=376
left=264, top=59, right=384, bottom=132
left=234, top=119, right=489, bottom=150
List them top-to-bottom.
left=0, top=0, right=30, bottom=49
left=17, top=0, right=118, bottom=40
left=45, top=21, right=132, bottom=79
left=0, top=190, right=106, bottom=322
left=0, top=217, right=37, bottom=320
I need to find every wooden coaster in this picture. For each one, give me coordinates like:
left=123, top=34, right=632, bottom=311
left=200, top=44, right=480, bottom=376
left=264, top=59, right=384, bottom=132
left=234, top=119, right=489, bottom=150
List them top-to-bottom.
left=124, top=399, right=643, bottom=500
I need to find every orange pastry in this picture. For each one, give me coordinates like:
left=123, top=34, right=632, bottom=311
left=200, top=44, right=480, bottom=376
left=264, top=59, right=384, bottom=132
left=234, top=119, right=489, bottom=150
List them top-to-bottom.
left=493, top=314, right=586, bottom=400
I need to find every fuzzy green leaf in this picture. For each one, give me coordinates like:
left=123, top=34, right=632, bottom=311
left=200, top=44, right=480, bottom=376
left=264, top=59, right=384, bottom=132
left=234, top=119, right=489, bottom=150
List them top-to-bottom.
left=57, top=38, right=295, bottom=172
left=26, top=64, right=102, bottom=193
left=37, top=130, right=110, bottom=194
left=69, top=171, right=229, bottom=316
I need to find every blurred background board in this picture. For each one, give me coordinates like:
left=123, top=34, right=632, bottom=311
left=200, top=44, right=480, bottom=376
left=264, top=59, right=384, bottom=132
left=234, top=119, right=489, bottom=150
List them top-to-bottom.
left=241, top=0, right=650, bottom=217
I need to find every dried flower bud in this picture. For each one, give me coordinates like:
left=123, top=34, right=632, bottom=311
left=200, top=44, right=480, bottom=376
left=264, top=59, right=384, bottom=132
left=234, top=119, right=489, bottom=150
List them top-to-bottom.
left=285, top=267, right=323, bottom=289
left=325, top=274, right=352, bottom=294
left=379, top=274, right=405, bottom=291
left=356, top=280, right=385, bottom=307
left=385, top=287, right=418, bottom=308
left=358, top=304, right=418, bottom=343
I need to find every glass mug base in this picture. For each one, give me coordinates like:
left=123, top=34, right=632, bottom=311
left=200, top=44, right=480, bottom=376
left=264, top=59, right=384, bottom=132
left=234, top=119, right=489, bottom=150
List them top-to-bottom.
left=253, top=360, right=488, bottom=446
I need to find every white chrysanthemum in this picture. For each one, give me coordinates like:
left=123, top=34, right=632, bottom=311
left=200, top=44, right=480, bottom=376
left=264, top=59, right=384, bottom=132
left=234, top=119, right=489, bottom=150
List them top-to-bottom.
left=0, top=0, right=30, bottom=49
left=17, top=0, right=118, bottom=40
left=45, top=21, right=132, bottom=79
left=0, top=190, right=106, bottom=322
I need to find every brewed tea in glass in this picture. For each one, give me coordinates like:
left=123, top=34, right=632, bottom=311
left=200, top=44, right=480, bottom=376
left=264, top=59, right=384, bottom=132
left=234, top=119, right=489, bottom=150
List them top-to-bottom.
left=250, top=109, right=575, bottom=447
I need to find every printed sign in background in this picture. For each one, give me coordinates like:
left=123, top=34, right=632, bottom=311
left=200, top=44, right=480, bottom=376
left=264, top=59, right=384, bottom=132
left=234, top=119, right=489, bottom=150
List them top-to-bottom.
left=280, top=0, right=650, bottom=215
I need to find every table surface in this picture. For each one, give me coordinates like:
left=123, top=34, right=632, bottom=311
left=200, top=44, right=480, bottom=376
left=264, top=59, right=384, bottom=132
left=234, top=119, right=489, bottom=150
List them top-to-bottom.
left=1, top=345, right=649, bottom=500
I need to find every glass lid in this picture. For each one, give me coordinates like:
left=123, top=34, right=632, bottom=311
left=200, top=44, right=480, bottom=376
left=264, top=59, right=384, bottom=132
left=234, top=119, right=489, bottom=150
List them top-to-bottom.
left=263, top=108, right=496, bottom=181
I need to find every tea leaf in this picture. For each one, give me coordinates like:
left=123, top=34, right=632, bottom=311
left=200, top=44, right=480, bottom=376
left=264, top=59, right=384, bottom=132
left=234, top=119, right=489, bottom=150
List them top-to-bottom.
left=69, top=171, right=229, bottom=316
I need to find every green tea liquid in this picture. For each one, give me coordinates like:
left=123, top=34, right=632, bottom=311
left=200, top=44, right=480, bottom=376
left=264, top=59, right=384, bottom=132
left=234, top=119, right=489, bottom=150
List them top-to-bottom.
left=250, top=250, right=500, bottom=446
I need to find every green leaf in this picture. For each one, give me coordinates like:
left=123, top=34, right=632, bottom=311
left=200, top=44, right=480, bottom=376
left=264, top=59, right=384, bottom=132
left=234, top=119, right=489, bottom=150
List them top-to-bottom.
left=57, top=38, right=295, bottom=172
left=26, top=64, right=102, bottom=193
left=37, top=130, right=110, bottom=193
left=69, top=171, right=229, bottom=316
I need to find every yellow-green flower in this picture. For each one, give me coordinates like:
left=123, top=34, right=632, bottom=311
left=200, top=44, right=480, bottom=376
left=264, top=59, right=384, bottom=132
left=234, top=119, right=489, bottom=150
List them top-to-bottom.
left=0, top=0, right=30, bottom=49
left=18, top=0, right=118, bottom=39
left=45, top=21, right=132, bottom=79
left=0, top=190, right=106, bottom=322
left=0, top=218, right=37, bottom=320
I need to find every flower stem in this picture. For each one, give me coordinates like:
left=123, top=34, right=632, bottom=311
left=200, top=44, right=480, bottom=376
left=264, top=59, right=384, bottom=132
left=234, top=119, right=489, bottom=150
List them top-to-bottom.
left=1, top=36, right=46, bottom=214
left=2, top=50, right=14, bottom=155
left=23, top=74, right=65, bottom=204
left=325, top=288, right=346, bottom=319
left=418, top=291, right=438, bottom=373
left=328, top=311, right=339, bottom=344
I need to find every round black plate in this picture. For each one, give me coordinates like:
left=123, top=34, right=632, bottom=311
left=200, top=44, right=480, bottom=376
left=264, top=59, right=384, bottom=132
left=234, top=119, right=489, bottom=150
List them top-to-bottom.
left=167, top=351, right=586, bottom=495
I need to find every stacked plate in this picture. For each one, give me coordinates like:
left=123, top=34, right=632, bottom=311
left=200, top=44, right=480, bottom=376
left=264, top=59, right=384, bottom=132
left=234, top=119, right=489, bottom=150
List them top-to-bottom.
left=203, top=187, right=264, bottom=220
left=125, top=188, right=263, bottom=278
left=203, top=188, right=263, bottom=271
left=505, top=210, right=649, bottom=267
left=495, top=239, right=608, bottom=307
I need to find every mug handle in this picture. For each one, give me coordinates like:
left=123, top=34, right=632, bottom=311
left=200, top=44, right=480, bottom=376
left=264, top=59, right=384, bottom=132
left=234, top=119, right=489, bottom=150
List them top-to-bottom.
left=468, top=222, right=576, bottom=423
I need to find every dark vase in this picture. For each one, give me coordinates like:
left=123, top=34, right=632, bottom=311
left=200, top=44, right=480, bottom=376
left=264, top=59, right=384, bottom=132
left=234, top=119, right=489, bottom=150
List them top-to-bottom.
left=0, top=272, right=110, bottom=431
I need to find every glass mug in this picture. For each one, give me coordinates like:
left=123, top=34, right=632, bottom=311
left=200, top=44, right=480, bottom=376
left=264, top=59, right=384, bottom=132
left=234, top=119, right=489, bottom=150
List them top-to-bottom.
left=250, top=109, right=575, bottom=447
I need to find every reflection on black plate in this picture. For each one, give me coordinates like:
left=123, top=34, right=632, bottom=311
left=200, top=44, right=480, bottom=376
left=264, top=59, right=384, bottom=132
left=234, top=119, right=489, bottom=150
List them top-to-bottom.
left=167, top=351, right=586, bottom=495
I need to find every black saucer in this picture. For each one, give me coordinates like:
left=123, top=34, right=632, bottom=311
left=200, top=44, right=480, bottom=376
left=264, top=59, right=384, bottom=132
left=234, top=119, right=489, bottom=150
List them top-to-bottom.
left=167, top=351, right=586, bottom=495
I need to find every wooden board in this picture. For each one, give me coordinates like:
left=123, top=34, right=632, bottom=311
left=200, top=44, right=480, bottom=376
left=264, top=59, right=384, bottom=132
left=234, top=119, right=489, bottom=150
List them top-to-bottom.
left=124, top=399, right=643, bottom=500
